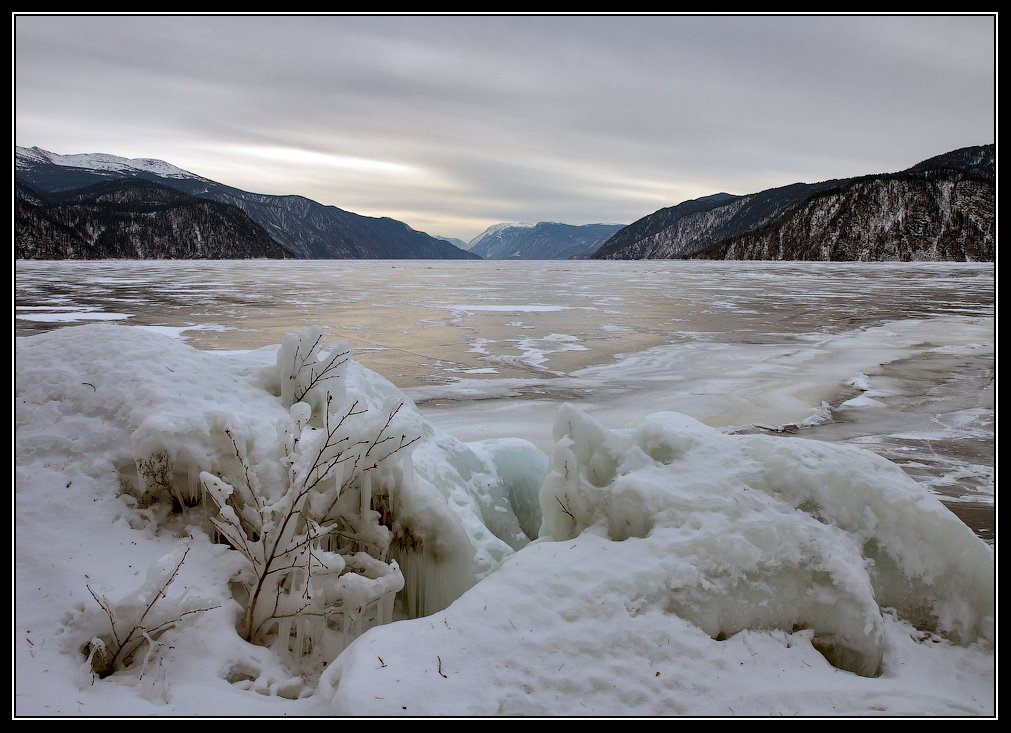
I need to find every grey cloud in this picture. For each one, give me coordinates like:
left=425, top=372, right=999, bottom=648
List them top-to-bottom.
left=15, top=14, right=994, bottom=240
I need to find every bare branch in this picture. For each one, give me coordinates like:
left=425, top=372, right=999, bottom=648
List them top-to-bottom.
left=294, top=348, right=349, bottom=403
left=205, top=372, right=419, bottom=656
left=364, top=403, right=404, bottom=458
left=370, top=435, right=421, bottom=468
left=555, top=495, right=577, bottom=522
left=107, top=548, right=190, bottom=673
left=84, top=550, right=216, bottom=678
left=86, top=584, right=121, bottom=648
left=142, top=604, right=222, bottom=638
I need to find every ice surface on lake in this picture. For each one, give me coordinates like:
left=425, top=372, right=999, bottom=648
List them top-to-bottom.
left=16, top=260, right=994, bottom=527
left=444, top=304, right=572, bottom=313
left=16, top=310, right=132, bottom=322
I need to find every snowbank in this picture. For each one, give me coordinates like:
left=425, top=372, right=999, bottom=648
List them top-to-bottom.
left=15, top=325, right=543, bottom=714
left=15, top=325, right=993, bottom=716
left=319, top=406, right=993, bottom=715
left=538, top=407, right=992, bottom=675
left=320, top=544, right=993, bottom=716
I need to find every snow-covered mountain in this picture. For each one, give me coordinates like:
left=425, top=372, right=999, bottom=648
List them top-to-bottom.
left=592, top=145, right=994, bottom=262
left=16, top=146, right=205, bottom=180
left=15, top=147, right=479, bottom=260
left=17, top=178, right=290, bottom=260
left=468, top=222, right=624, bottom=259
left=468, top=222, right=535, bottom=249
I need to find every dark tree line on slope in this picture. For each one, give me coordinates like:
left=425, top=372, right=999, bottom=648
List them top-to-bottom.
left=693, top=167, right=993, bottom=262
left=16, top=179, right=291, bottom=260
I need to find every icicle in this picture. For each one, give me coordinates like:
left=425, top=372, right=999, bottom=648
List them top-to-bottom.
left=187, top=463, right=200, bottom=506
left=360, top=471, right=372, bottom=518
left=380, top=585, right=393, bottom=624
left=275, top=618, right=293, bottom=661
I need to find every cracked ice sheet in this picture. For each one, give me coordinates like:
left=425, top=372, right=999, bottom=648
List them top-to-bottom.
left=413, top=316, right=993, bottom=454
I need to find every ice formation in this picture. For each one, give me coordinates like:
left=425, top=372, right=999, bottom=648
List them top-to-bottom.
left=15, top=324, right=993, bottom=715
left=16, top=325, right=545, bottom=687
left=538, top=405, right=994, bottom=676
left=319, top=406, right=993, bottom=716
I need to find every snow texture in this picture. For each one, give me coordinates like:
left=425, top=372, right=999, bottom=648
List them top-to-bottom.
left=15, top=325, right=993, bottom=716
left=15, top=325, right=542, bottom=713
left=321, top=407, right=993, bottom=716
left=539, top=408, right=992, bottom=674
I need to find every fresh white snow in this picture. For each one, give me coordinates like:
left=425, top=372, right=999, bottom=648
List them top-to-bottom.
left=15, top=326, right=545, bottom=714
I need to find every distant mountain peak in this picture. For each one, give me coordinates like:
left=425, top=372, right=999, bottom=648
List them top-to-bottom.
left=469, top=221, right=625, bottom=260
left=468, top=222, right=535, bottom=248
left=434, top=235, right=471, bottom=251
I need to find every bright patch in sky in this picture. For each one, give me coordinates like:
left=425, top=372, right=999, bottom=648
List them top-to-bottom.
left=230, top=144, right=419, bottom=176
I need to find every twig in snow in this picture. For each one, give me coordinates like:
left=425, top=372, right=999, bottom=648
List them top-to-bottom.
left=555, top=496, right=576, bottom=522
left=84, top=548, right=217, bottom=678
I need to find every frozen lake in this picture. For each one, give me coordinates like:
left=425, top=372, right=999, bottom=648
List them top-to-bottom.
left=15, top=259, right=994, bottom=540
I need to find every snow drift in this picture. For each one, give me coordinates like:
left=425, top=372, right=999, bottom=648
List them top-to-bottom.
left=15, top=325, right=544, bottom=711
left=320, top=406, right=993, bottom=716
left=538, top=406, right=993, bottom=676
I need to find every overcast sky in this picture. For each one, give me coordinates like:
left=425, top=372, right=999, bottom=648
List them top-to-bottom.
left=14, top=14, right=995, bottom=241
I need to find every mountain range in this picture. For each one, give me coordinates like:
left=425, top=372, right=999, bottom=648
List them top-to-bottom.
left=15, top=144, right=994, bottom=262
left=591, top=145, right=994, bottom=262
left=16, top=147, right=478, bottom=260
left=467, top=222, right=625, bottom=259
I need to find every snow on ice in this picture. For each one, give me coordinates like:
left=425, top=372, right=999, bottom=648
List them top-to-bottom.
left=15, top=325, right=993, bottom=716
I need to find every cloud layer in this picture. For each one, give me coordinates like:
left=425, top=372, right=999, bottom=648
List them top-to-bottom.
left=15, top=15, right=995, bottom=239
